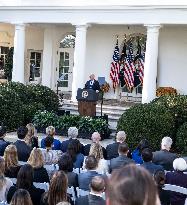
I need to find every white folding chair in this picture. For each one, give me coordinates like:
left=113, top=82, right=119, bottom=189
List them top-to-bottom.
left=18, top=161, right=27, bottom=165
left=73, top=168, right=80, bottom=174
left=10, top=178, right=17, bottom=184
left=33, top=182, right=49, bottom=191
left=163, top=184, right=187, bottom=195
left=67, top=186, right=76, bottom=202
left=76, top=187, right=89, bottom=197
left=0, top=201, right=8, bottom=205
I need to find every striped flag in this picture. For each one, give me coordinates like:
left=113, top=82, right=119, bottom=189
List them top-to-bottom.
left=110, top=40, right=120, bottom=92
left=123, top=43, right=135, bottom=91
left=135, top=43, right=144, bottom=84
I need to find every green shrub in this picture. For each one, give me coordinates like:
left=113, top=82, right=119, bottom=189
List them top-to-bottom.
left=117, top=103, right=175, bottom=150
left=176, top=122, right=187, bottom=154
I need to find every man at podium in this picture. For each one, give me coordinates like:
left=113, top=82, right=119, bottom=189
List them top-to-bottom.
left=85, top=74, right=100, bottom=92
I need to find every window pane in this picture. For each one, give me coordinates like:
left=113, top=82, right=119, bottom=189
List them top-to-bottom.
left=1, top=47, right=9, bottom=54
left=30, top=52, right=35, bottom=59
left=65, top=52, right=69, bottom=59
left=36, top=53, right=41, bottom=60
left=36, top=60, right=40, bottom=67
left=64, top=60, right=69, bottom=66
left=64, top=67, right=69, bottom=73
left=35, top=68, right=40, bottom=77
left=64, top=74, right=68, bottom=80
left=58, top=81, right=68, bottom=87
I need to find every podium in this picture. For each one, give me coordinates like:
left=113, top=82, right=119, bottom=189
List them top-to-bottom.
left=76, top=88, right=99, bottom=116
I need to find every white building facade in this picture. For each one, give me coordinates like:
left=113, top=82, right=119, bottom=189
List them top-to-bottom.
left=0, top=0, right=187, bottom=103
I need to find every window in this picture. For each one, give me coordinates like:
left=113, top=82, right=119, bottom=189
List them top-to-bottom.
left=0, top=46, right=9, bottom=70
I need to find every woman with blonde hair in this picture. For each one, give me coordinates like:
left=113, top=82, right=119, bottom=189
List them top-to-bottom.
left=25, top=123, right=38, bottom=148
left=84, top=142, right=108, bottom=174
left=4, top=145, right=21, bottom=178
left=27, top=148, right=49, bottom=183
left=0, top=157, right=13, bottom=202
left=10, top=189, right=33, bottom=205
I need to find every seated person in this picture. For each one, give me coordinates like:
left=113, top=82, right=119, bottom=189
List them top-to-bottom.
left=85, top=74, right=100, bottom=91
left=25, top=123, right=38, bottom=148
left=0, top=126, right=10, bottom=156
left=13, top=126, right=32, bottom=162
left=41, top=126, right=61, bottom=150
left=61, top=127, right=84, bottom=153
left=106, top=131, right=129, bottom=160
left=84, top=132, right=107, bottom=159
left=40, top=136, right=62, bottom=165
left=153, top=136, right=177, bottom=171
left=66, top=139, right=84, bottom=169
left=132, top=139, right=150, bottom=164
left=110, top=143, right=134, bottom=173
left=4, top=145, right=22, bottom=178
left=27, top=148, right=49, bottom=183
left=141, top=148, right=164, bottom=175
left=58, top=153, right=78, bottom=188
left=78, top=156, right=102, bottom=191
left=166, top=158, right=187, bottom=205
left=7, top=164, right=45, bottom=205
left=75, top=176, right=105, bottom=205
left=10, top=189, right=33, bottom=205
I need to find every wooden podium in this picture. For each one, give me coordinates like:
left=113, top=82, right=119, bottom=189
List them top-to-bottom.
left=76, top=89, right=99, bottom=117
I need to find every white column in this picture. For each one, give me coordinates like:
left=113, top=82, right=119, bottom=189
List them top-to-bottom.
left=12, top=24, right=25, bottom=83
left=71, top=24, right=89, bottom=101
left=142, top=25, right=161, bottom=104
left=42, top=27, right=54, bottom=88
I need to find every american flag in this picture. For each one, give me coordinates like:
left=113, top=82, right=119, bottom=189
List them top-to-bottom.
left=110, top=40, right=120, bottom=91
left=122, top=43, right=135, bottom=91
left=135, top=43, right=144, bottom=84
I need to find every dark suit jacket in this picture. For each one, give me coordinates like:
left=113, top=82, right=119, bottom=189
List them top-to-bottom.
left=85, top=79, right=100, bottom=91
left=0, top=138, right=10, bottom=156
left=61, top=138, right=84, bottom=154
left=13, top=140, right=32, bottom=162
left=84, top=144, right=107, bottom=159
left=153, top=150, right=177, bottom=171
left=110, top=155, right=134, bottom=173
left=141, top=162, right=164, bottom=175
left=5, top=165, right=21, bottom=178
left=33, top=167, right=49, bottom=183
left=67, top=171, right=78, bottom=188
left=78, top=171, right=102, bottom=191
left=166, top=171, right=187, bottom=205
left=7, top=185, right=45, bottom=205
left=76, top=194, right=105, bottom=205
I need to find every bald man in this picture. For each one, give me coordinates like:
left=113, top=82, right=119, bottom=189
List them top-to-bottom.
left=85, top=74, right=100, bottom=91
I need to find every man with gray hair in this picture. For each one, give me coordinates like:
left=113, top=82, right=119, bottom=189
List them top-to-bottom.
left=61, top=127, right=84, bottom=153
left=106, top=131, right=129, bottom=160
left=153, top=136, right=177, bottom=171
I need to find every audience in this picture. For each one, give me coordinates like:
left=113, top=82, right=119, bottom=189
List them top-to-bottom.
left=25, top=123, right=38, bottom=148
left=0, top=126, right=10, bottom=156
left=13, top=126, right=32, bottom=162
left=41, top=126, right=61, bottom=150
left=61, top=127, right=84, bottom=153
left=106, top=131, right=127, bottom=160
left=84, top=132, right=107, bottom=159
left=40, top=136, right=62, bottom=165
left=153, top=137, right=177, bottom=171
left=67, top=139, right=84, bottom=169
left=132, top=139, right=150, bottom=164
left=83, top=142, right=108, bottom=174
left=109, top=142, right=134, bottom=173
left=4, top=145, right=21, bottom=178
left=27, top=148, right=49, bottom=183
left=141, top=148, right=164, bottom=175
left=58, top=153, right=78, bottom=188
left=78, top=156, right=102, bottom=191
left=0, top=157, right=13, bottom=202
left=166, top=158, right=187, bottom=205
left=7, top=164, right=45, bottom=205
left=107, top=164, right=160, bottom=205
left=154, top=170, right=170, bottom=205
left=40, top=171, right=73, bottom=205
left=75, top=176, right=105, bottom=205
left=10, top=189, right=33, bottom=205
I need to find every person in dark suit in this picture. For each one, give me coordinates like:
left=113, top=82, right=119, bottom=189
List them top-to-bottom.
left=85, top=74, right=100, bottom=91
left=0, top=126, right=10, bottom=156
left=13, top=126, right=32, bottom=162
left=61, top=127, right=84, bottom=154
left=106, top=131, right=128, bottom=160
left=84, top=132, right=107, bottom=159
left=153, top=137, right=177, bottom=171
left=109, top=143, right=134, bottom=173
left=141, top=148, right=164, bottom=175
left=58, top=153, right=78, bottom=188
left=78, top=156, right=102, bottom=191
left=166, top=158, right=187, bottom=205
left=7, top=164, right=45, bottom=205
left=76, top=176, right=105, bottom=205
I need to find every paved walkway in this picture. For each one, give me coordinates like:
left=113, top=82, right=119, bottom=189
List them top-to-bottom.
left=5, top=132, right=114, bottom=148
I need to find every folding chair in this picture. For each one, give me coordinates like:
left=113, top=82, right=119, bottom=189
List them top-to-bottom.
left=33, top=182, right=49, bottom=191
left=67, top=186, right=76, bottom=202
left=76, top=187, right=89, bottom=197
